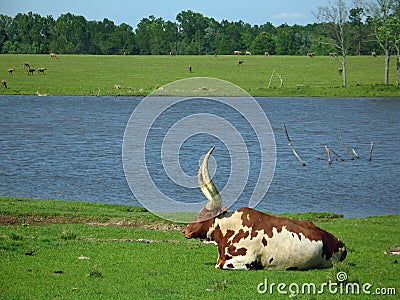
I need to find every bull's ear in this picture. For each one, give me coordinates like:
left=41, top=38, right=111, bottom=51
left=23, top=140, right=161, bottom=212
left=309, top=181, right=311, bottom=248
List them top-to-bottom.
left=198, top=147, right=222, bottom=211
left=194, top=206, right=222, bottom=223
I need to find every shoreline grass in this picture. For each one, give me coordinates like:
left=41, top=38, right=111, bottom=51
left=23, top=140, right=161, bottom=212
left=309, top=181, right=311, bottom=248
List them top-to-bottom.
left=1, top=54, right=399, bottom=97
left=1, top=196, right=399, bottom=299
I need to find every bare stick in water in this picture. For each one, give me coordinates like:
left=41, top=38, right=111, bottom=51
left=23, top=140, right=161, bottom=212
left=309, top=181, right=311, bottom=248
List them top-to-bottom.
left=283, top=123, right=306, bottom=166
left=339, top=127, right=355, bottom=159
left=369, top=142, right=374, bottom=161
left=325, top=146, right=332, bottom=165
left=330, top=148, right=345, bottom=161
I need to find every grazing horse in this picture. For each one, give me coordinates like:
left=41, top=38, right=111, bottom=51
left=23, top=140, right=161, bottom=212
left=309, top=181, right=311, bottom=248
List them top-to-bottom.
left=237, top=60, right=244, bottom=66
left=27, top=68, right=36, bottom=75
left=37, top=68, right=46, bottom=75
left=1, top=80, right=7, bottom=88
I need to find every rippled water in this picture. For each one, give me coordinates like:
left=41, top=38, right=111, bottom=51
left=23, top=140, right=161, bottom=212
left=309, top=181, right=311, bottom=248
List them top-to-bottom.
left=1, top=95, right=399, bottom=217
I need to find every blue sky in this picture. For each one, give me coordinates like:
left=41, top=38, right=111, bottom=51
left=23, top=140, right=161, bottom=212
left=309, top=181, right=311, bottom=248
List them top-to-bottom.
left=2, top=0, right=351, bottom=27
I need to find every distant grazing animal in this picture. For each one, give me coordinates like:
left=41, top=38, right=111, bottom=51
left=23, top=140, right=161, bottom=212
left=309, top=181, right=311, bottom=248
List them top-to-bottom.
left=234, top=50, right=242, bottom=55
left=123, top=51, right=129, bottom=55
left=169, top=51, right=175, bottom=56
left=245, top=51, right=252, bottom=56
left=371, top=51, right=377, bottom=58
left=264, top=52, right=270, bottom=56
left=307, top=52, right=315, bottom=58
left=50, top=53, right=57, bottom=58
left=329, top=53, right=338, bottom=58
left=237, top=60, right=244, bottom=66
left=22, top=62, right=30, bottom=68
left=188, top=65, right=192, bottom=73
left=37, top=67, right=46, bottom=75
left=338, top=67, right=343, bottom=74
left=27, top=68, right=36, bottom=75
left=8, top=69, right=14, bottom=75
left=1, top=80, right=7, bottom=88
left=114, top=84, right=122, bottom=89
left=182, top=147, right=347, bottom=270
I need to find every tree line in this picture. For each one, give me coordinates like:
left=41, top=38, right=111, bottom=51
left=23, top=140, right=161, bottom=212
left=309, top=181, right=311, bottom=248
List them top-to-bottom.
left=0, top=1, right=398, bottom=58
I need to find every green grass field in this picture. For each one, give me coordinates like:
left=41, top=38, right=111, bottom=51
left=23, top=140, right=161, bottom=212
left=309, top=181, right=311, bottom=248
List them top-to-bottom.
left=0, top=54, right=399, bottom=97
left=1, top=197, right=399, bottom=299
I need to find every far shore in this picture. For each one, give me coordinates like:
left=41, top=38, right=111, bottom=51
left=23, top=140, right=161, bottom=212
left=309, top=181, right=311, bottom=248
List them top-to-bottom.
left=0, top=54, right=399, bottom=98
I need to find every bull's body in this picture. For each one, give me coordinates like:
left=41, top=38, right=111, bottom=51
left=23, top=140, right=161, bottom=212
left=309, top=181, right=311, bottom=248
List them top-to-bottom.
left=182, top=147, right=347, bottom=270
left=184, top=207, right=346, bottom=270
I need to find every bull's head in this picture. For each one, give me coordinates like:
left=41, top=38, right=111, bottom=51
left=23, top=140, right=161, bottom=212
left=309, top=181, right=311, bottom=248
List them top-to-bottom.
left=182, top=146, right=226, bottom=239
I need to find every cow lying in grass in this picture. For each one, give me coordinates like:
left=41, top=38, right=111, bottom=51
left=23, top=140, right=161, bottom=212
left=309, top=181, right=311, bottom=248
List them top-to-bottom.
left=182, top=147, right=347, bottom=270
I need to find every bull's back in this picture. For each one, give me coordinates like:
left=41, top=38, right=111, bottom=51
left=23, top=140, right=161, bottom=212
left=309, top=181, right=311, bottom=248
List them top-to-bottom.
left=229, top=208, right=346, bottom=270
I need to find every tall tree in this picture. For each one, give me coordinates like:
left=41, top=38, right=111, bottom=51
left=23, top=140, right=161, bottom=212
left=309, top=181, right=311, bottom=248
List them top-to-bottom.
left=316, top=0, right=350, bottom=87
left=366, top=0, right=399, bottom=84
left=349, top=6, right=366, bottom=55
left=176, top=10, right=214, bottom=54
left=53, top=13, right=89, bottom=53
left=0, top=14, right=13, bottom=53
left=136, top=16, right=167, bottom=54
left=163, top=20, right=179, bottom=54
left=251, top=32, right=276, bottom=55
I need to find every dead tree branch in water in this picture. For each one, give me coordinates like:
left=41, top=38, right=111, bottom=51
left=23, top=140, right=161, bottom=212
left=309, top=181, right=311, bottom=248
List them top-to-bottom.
left=283, top=123, right=306, bottom=166
left=339, top=127, right=359, bottom=159
left=369, top=142, right=374, bottom=161
left=325, top=146, right=332, bottom=165
left=330, top=147, right=345, bottom=161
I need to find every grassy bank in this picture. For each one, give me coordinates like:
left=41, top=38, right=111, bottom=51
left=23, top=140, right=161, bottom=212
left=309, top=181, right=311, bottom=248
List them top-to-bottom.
left=0, top=54, right=399, bottom=97
left=0, top=196, right=399, bottom=299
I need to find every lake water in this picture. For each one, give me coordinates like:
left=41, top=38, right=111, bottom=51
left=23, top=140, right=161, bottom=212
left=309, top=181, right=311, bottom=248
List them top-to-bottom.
left=1, top=95, right=399, bottom=218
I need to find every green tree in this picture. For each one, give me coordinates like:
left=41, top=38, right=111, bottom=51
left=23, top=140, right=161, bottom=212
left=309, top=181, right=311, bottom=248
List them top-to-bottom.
left=366, top=0, right=400, bottom=84
left=349, top=7, right=366, bottom=55
left=176, top=10, right=212, bottom=54
left=4, top=12, right=53, bottom=53
left=52, top=13, right=89, bottom=53
left=0, top=14, right=13, bottom=53
left=136, top=16, right=167, bottom=54
left=163, top=20, right=179, bottom=54
left=219, top=20, right=247, bottom=54
left=113, top=23, right=137, bottom=54
left=275, top=25, right=294, bottom=55
left=251, top=32, right=276, bottom=55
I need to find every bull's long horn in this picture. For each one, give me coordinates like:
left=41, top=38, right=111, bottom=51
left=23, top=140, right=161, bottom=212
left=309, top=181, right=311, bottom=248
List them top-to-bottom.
left=198, top=146, right=222, bottom=211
